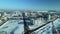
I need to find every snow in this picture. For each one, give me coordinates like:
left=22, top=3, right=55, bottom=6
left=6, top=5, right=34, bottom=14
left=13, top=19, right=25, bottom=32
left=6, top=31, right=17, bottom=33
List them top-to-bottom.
left=0, top=18, right=60, bottom=34
left=30, top=18, right=60, bottom=34
left=0, top=20, right=24, bottom=34
left=29, top=22, right=53, bottom=34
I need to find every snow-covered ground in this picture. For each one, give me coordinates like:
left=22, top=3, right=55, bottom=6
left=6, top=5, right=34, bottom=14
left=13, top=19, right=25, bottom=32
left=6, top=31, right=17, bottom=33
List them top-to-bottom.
left=0, top=18, right=60, bottom=34
left=29, top=18, right=60, bottom=34
left=53, top=18, right=60, bottom=34
left=0, top=20, right=24, bottom=34
left=29, top=22, right=53, bottom=34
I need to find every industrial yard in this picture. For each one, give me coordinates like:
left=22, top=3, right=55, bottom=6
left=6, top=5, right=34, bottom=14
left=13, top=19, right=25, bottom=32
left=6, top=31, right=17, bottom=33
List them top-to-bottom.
left=0, top=10, right=60, bottom=34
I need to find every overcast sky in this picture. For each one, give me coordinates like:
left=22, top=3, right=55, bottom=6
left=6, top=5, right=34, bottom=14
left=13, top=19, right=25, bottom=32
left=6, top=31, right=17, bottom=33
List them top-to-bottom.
left=0, top=0, right=60, bottom=10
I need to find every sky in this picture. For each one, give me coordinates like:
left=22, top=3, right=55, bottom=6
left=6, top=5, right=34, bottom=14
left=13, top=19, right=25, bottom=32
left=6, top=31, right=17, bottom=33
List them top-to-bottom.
left=0, top=0, right=60, bottom=10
